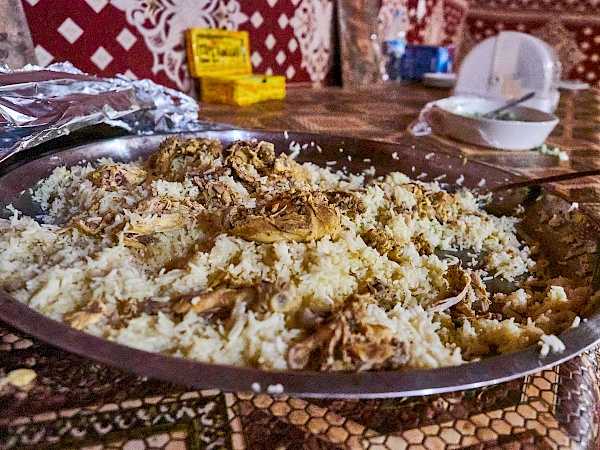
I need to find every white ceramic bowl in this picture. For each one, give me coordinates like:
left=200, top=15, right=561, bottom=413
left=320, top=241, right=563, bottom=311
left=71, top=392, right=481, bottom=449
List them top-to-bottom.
left=425, top=96, right=559, bottom=150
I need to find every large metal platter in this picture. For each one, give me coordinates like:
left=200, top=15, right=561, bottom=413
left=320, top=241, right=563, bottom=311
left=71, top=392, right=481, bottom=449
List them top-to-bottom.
left=1, top=130, right=599, bottom=398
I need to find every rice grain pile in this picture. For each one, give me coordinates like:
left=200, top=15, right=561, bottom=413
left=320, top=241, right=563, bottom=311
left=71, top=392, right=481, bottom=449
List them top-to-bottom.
left=0, top=137, right=590, bottom=371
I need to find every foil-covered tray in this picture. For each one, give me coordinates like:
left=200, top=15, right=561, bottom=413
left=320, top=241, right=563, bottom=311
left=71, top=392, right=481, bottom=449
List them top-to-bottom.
left=0, top=64, right=230, bottom=163
left=0, top=130, right=598, bottom=398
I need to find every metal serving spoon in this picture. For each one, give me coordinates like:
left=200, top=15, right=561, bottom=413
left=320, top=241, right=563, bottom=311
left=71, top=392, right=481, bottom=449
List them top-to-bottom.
left=481, top=92, right=536, bottom=119
left=489, top=168, right=600, bottom=289
left=491, top=168, right=600, bottom=192
left=441, top=169, right=600, bottom=292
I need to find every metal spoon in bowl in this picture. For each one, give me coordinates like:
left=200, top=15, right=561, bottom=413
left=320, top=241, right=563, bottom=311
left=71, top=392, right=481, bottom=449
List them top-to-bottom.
left=481, top=92, right=536, bottom=119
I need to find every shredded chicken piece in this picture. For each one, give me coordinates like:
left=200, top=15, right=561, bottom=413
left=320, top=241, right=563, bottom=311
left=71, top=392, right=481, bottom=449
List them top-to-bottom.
left=148, top=137, right=223, bottom=179
left=224, top=140, right=276, bottom=182
left=272, top=153, right=308, bottom=181
left=255, top=154, right=312, bottom=193
left=89, top=164, right=147, bottom=191
left=194, top=179, right=239, bottom=207
left=210, top=182, right=238, bottom=205
left=408, top=185, right=456, bottom=223
left=222, top=191, right=340, bottom=243
left=326, top=191, right=367, bottom=215
left=429, top=191, right=454, bottom=223
left=135, top=196, right=172, bottom=215
left=70, top=205, right=182, bottom=242
left=114, top=213, right=186, bottom=249
left=124, top=213, right=185, bottom=236
left=73, top=215, right=114, bottom=236
left=362, top=229, right=406, bottom=263
left=363, top=229, right=395, bottom=254
left=122, top=234, right=158, bottom=249
left=412, top=234, right=434, bottom=256
left=427, top=263, right=471, bottom=313
left=427, top=264, right=493, bottom=319
left=446, top=270, right=493, bottom=320
left=468, top=271, right=491, bottom=315
left=172, top=278, right=300, bottom=315
left=256, top=278, right=301, bottom=312
left=362, top=278, right=396, bottom=310
left=173, top=287, right=255, bottom=315
left=287, top=294, right=408, bottom=371
left=110, top=298, right=169, bottom=327
left=116, top=298, right=142, bottom=318
left=111, top=299, right=171, bottom=325
left=65, top=300, right=106, bottom=330
left=295, top=307, right=327, bottom=329
left=287, top=319, right=342, bottom=369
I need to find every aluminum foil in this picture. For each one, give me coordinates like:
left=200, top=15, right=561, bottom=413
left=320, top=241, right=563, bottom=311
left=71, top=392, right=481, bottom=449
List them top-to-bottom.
left=0, top=62, right=231, bottom=164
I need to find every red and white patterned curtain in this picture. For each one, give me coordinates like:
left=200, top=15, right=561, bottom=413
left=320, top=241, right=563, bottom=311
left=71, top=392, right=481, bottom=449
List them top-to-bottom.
left=21, top=0, right=337, bottom=94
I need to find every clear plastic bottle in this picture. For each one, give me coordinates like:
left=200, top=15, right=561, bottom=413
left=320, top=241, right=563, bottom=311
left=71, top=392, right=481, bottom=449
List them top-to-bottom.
left=382, top=11, right=408, bottom=81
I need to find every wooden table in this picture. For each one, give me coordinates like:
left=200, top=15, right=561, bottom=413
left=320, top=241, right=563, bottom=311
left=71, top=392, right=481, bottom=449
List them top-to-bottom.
left=2, top=83, right=600, bottom=449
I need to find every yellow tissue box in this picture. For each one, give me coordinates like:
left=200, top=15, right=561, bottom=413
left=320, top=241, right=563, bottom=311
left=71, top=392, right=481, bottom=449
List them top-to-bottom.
left=186, top=28, right=286, bottom=105
left=199, top=74, right=286, bottom=106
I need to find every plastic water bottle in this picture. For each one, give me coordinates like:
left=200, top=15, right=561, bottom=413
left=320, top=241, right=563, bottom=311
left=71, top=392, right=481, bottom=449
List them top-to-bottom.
left=382, top=12, right=408, bottom=81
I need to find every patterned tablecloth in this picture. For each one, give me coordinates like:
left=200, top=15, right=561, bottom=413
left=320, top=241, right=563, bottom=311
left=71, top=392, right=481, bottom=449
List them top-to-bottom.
left=2, top=83, right=600, bottom=449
